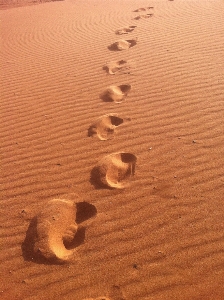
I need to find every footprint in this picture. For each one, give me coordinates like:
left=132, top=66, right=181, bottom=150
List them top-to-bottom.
left=133, top=7, right=154, bottom=12
left=133, top=14, right=153, bottom=20
left=115, top=25, right=136, bottom=35
left=108, top=39, right=137, bottom=51
left=103, top=60, right=132, bottom=75
left=100, top=84, right=131, bottom=103
left=88, top=114, right=125, bottom=140
left=91, top=152, right=137, bottom=189
left=23, top=199, right=97, bottom=263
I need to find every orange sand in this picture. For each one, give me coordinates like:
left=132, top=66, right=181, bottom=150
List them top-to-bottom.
left=1, top=0, right=224, bottom=299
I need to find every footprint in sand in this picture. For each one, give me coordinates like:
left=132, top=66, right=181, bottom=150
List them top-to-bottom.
left=133, top=7, right=154, bottom=12
left=133, top=14, right=153, bottom=20
left=115, top=25, right=136, bottom=35
left=108, top=39, right=137, bottom=51
left=103, top=60, right=134, bottom=75
left=100, top=84, right=131, bottom=103
left=88, top=114, right=127, bottom=140
left=91, top=152, right=137, bottom=189
left=24, top=199, right=97, bottom=263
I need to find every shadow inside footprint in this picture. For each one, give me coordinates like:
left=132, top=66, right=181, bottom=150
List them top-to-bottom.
left=108, top=39, right=137, bottom=51
left=88, top=114, right=124, bottom=140
left=90, top=152, right=137, bottom=189
left=90, top=166, right=110, bottom=189
left=22, top=200, right=97, bottom=264
left=76, top=201, right=97, bottom=224
left=63, top=226, right=86, bottom=250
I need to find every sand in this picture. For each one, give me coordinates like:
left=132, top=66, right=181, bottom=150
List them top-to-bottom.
left=1, top=0, right=224, bottom=299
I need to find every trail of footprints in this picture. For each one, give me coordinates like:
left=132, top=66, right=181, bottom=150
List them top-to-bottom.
left=23, top=4, right=161, bottom=299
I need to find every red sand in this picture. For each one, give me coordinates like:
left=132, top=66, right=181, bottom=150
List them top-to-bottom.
left=1, top=0, right=224, bottom=299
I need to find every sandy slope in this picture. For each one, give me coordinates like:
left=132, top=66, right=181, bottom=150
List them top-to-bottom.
left=1, top=0, right=224, bottom=299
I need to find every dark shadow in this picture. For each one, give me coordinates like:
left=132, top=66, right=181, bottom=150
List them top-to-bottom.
left=127, top=39, right=137, bottom=47
left=108, top=43, right=121, bottom=51
left=102, top=65, right=110, bottom=73
left=119, top=84, right=131, bottom=94
left=100, top=92, right=114, bottom=102
left=110, top=116, right=124, bottom=126
left=88, top=125, right=96, bottom=137
left=121, top=153, right=137, bottom=175
left=121, top=153, right=137, bottom=164
left=90, top=166, right=112, bottom=190
left=76, top=202, right=97, bottom=224
left=21, top=216, right=60, bottom=265
left=22, top=217, right=37, bottom=262
left=63, top=226, right=86, bottom=249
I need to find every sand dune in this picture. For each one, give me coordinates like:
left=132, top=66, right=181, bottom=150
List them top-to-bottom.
left=1, top=0, right=224, bottom=299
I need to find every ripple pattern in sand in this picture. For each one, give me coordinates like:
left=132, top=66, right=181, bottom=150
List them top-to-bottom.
left=1, top=0, right=224, bottom=299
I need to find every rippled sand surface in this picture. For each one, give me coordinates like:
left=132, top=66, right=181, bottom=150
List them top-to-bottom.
left=1, top=0, right=224, bottom=299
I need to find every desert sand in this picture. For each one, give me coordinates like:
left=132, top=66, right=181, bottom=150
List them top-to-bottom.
left=1, top=0, right=224, bottom=299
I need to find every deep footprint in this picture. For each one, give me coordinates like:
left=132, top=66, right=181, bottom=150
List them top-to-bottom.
left=133, top=14, right=153, bottom=20
left=115, top=25, right=136, bottom=35
left=108, top=39, right=137, bottom=51
left=100, top=84, right=131, bottom=103
left=88, top=114, right=124, bottom=140
left=91, top=152, right=137, bottom=189
left=29, top=199, right=96, bottom=263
